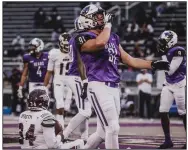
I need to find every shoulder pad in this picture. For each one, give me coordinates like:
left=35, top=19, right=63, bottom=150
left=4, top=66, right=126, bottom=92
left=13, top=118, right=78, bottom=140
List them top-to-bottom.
left=75, top=34, right=95, bottom=48
left=49, top=49, right=60, bottom=60
left=173, top=49, right=186, bottom=57
left=23, top=53, right=31, bottom=63
left=41, top=114, right=56, bottom=127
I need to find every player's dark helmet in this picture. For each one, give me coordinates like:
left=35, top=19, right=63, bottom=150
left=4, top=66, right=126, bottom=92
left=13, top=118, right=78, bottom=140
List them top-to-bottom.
left=79, top=4, right=106, bottom=30
left=157, top=30, right=178, bottom=55
left=59, top=32, right=71, bottom=53
left=28, top=38, right=44, bottom=55
left=27, top=89, right=49, bottom=111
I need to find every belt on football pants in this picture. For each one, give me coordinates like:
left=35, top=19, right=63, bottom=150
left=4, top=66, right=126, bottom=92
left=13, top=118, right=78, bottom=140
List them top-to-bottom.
left=104, top=82, right=119, bottom=88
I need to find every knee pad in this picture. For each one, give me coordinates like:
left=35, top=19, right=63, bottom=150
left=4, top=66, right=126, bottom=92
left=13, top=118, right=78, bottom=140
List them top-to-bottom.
left=79, top=108, right=92, bottom=118
left=106, top=120, right=120, bottom=135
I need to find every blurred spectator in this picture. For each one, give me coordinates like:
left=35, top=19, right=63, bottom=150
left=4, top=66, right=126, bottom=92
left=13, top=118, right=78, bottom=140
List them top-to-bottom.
left=80, top=2, right=90, bottom=9
left=101, top=2, right=112, bottom=10
left=156, top=2, right=166, bottom=16
left=166, top=2, right=178, bottom=14
left=135, top=5, right=147, bottom=27
left=34, top=7, right=46, bottom=28
left=47, top=7, right=65, bottom=31
left=117, top=18, right=127, bottom=40
left=126, top=19, right=139, bottom=42
left=165, top=21, right=185, bottom=37
left=139, top=22, right=154, bottom=40
left=51, top=28, right=62, bottom=44
left=11, top=34, right=25, bottom=56
left=144, top=35, right=158, bottom=57
left=133, top=43, right=144, bottom=58
left=4, top=68, right=25, bottom=116
left=136, top=69, right=153, bottom=119
left=120, top=87, right=135, bottom=116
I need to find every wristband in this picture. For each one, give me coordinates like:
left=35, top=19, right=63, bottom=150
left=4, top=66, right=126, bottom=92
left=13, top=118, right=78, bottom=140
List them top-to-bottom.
left=104, top=23, right=112, bottom=29
left=83, top=79, right=88, bottom=84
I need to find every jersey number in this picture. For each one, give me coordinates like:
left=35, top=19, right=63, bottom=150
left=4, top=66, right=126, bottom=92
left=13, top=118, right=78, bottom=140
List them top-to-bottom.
left=108, top=47, right=117, bottom=64
left=59, top=63, right=70, bottom=75
left=37, top=66, right=42, bottom=77
left=19, top=123, right=36, bottom=146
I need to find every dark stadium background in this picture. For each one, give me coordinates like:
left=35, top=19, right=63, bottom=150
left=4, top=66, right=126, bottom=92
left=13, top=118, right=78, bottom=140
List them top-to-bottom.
left=3, top=1, right=186, bottom=118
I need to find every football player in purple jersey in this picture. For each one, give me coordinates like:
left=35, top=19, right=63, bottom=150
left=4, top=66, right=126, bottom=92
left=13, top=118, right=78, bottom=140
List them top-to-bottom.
left=71, top=4, right=170, bottom=149
left=156, top=30, right=186, bottom=149
left=18, top=38, right=48, bottom=98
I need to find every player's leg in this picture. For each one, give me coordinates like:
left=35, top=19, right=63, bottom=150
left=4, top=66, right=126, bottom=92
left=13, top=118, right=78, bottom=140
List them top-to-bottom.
left=63, top=77, right=91, bottom=140
left=29, top=82, right=35, bottom=93
left=88, top=82, right=120, bottom=149
left=54, top=83, right=65, bottom=129
left=64, top=85, right=73, bottom=113
left=158, top=86, right=174, bottom=149
left=173, top=86, right=186, bottom=148
left=83, top=117, right=105, bottom=149
left=61, top=139, right=84, bottom=149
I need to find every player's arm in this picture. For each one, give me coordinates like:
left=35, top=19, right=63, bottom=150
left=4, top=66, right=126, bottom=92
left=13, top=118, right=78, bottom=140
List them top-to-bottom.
left=79, top=14, right=113, bottom=52
left=80, top=26, right=111, bottom=52
left=119, top=44, right=170, bottom=71
left=166, top=50, right=185, bottom=75
left=77, top=51, right=87, bottom=80
left=77, top=51, right=88, bottom=99
left=44, top=52, right=54, bottom=87
left=17, top=63, right=28, bottom=98
left=19, top=63, right=28, bottom=87
left=44, top=71, right=53, bottom=87
left=41, top=115, right=64, bottom=149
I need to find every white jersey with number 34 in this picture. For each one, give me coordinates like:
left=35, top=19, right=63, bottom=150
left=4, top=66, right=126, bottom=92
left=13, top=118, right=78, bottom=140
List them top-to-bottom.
left=47, top=48, right=72, bottom=83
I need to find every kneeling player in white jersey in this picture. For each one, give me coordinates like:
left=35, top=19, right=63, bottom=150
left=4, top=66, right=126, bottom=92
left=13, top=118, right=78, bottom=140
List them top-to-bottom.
left=157, top=31, right=186, bottom=149
left=44, top=33, right=73, bottom=128
left=18, top=89, right=84, bottom=149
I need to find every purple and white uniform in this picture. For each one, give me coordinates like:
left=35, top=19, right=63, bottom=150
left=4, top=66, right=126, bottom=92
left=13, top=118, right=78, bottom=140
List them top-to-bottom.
left=73, top=31, right=121, bottom=141
left=160, top=46, right=186, bottom=115
left=164, top=46, right=186, bottom=84
left=23, top=52, right=48, bottom=92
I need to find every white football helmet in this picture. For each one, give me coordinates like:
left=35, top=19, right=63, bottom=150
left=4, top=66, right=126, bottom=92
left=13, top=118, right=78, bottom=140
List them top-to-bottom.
left=79, top=4, right=105, bottom=30
left=74, top=17, right=84, bottom=30
left=157, top=30, right=178, bottom=53
left=59, top=32, right=71, bottom=53
left=28, top=38, right=44, bottom=54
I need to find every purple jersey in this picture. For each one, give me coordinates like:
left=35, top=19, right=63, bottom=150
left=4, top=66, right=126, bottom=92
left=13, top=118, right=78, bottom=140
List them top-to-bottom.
left=72, top=31, right=121, bottom=83
left=68, top=33, right=80, bottom=76
left=165, top=46, right=186, bottom=84
left=23, top=52, right=48, bottom=82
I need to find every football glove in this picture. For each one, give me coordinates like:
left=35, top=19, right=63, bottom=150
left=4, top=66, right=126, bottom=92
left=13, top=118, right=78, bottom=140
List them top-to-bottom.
left=151, top=60, right=170, bottom=73
left=80, top=79, right=88, bottom=100
left=17, top=86, right=23, bottom=98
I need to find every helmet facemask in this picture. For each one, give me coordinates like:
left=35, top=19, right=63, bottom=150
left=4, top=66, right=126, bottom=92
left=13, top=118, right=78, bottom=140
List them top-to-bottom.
left=80, top=5, right=106, bottom=30
left=59, top=33, right=71, bottom=53
left=27, top=89, right=50, bottom=111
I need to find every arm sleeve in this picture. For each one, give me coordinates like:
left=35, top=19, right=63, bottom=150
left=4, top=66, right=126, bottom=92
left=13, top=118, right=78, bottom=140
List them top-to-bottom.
left=47, top=51, right=55, bottom=71
left=167, top=57, right=183, bottom=75
left=136, top=74, right=141, bottom=82
left=42, top=126, right=63, bottom=149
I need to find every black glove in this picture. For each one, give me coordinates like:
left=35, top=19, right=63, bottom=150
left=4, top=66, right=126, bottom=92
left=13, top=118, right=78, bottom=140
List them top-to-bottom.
left=151, top=60, right=170, bottom=73
left=80, top=79, right=88, bottom=100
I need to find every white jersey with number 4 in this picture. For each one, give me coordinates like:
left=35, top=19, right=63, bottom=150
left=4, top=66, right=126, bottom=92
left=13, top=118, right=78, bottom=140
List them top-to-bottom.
left=47, top=48, right=72, bottom=83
